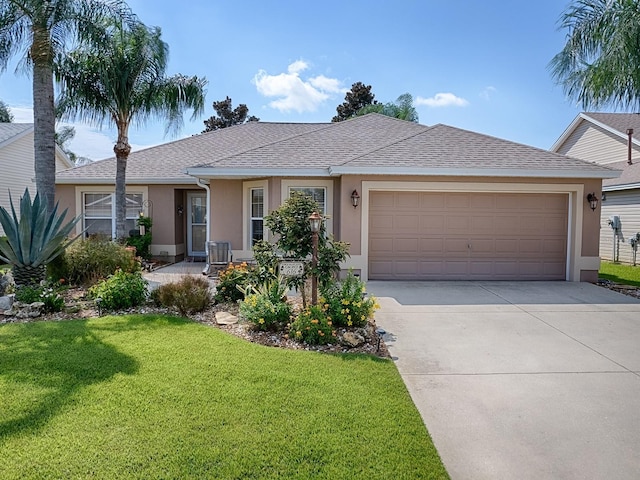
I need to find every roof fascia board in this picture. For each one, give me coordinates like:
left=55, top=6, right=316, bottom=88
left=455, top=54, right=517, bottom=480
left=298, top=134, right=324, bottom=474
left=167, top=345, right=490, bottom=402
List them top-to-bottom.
left=551, top=113, right=640, bottom=152
left=329, top=166, right=621, bottom=179
left=185, top=167, right=329, bottom=177
left=56, top=177, right=198, bottom=185
left=603, top=182, right=640, bottom=192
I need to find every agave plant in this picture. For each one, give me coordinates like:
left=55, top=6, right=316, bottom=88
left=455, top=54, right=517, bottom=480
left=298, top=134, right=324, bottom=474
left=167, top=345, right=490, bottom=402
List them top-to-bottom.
left=0, top=189, right=80, bottom=286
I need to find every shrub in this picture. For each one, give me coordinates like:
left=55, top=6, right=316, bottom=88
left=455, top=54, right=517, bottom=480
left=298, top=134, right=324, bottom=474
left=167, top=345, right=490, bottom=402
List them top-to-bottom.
left=125, top=216, right=153, bottom=259
left=64, top=237, right=139, bottom=286
left=213, top=262, right=253, bottom=304
left=89, top=270, right=148, bottom=311
left=321, top=272, right=379, bottom=327
left=153, top=275, right=212, bottom=316
left=239, top=278, right=292, bottom=331
left=14, top=281, right=66, bottom=313
left=290, top=304, right=335, bottom=345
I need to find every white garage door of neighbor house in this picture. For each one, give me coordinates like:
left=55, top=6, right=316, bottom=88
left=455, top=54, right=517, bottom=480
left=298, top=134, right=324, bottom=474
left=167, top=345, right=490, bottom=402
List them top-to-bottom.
left=368, top=191, right=568, bottom=280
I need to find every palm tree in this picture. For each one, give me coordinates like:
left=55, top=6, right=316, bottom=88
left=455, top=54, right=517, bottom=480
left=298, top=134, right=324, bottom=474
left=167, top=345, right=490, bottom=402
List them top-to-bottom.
left=0, top=0, right=133, bottom=212
left=549, top=0, right=640, bottom=110
left=56, top=19, right=206, bottom=239
left=357, top=93, right=419, bottom=122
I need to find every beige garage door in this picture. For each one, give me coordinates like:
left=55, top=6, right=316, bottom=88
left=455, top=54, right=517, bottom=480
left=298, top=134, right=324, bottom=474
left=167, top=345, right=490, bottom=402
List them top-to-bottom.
left=368, top=191, right=568, bottom=280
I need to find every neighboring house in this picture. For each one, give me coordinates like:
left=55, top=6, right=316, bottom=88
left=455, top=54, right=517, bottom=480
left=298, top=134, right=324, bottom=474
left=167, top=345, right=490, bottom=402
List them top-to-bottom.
left=552, top=112, right=640, bottom=264
left=56, top=113, right=618, bottom=282
left=0, top=123, right=73, bottom=234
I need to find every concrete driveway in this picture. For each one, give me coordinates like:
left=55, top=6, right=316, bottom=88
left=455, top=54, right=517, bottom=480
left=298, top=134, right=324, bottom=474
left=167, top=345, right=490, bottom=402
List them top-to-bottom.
left=367, top=281, right=640, bottom=480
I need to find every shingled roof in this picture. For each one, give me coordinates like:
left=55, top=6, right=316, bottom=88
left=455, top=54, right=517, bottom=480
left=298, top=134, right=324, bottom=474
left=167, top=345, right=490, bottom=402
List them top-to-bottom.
left=57, top=113, right=618, bottom=184
left=0, top=123, right=33, bottom=147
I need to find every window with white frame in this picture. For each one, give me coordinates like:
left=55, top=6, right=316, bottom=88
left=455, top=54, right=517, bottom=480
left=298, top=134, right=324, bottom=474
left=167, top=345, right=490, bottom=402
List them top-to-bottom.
left=250, top=187, right=264, bottom=245
left=289, top=187, right=326, bottom=214
left=83, top=192, right=143, bottom=238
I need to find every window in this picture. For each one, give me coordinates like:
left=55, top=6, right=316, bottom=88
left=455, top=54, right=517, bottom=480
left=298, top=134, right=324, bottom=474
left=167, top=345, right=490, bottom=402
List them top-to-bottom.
left=250, top=187, right=264, bottom=245
left=289, top=187, right=326, bottom=214
left=83, top=192, right=143, bottom=238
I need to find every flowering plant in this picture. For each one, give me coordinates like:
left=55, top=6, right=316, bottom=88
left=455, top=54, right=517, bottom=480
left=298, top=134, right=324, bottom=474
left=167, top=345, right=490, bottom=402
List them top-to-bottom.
left=320, top=271, right=379, bottom=327
left=238, top=279, right=292, bottom=331
left=289, top=304, right=335, bottom=345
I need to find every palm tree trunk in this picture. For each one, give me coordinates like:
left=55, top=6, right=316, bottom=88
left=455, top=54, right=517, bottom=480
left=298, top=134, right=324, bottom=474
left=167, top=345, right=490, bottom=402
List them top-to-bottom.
left=31, top=28, right=57, bottom=214
left=114, top=123, right=131, bottom=239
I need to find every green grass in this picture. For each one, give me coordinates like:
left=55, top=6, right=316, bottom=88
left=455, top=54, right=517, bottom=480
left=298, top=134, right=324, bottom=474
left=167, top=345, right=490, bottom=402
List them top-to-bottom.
left=599, top=261, right=640, bottom=287
left=0, top=315, right=448, bottom=479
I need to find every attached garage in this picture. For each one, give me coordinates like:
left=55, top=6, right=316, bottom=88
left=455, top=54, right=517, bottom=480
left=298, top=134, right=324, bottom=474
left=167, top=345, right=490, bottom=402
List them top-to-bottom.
left=368, top=191, right=568, bottom=280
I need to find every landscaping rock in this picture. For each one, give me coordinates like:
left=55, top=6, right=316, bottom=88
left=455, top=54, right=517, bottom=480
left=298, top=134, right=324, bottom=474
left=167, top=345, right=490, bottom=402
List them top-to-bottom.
left=0, top=273, right=11, bottom=296
left=0, top=294, right=13, bottom=312
left=5, top=301, right=45, bottom=319
left=215, top=311, right=238, bottom=325
left=341, top=330, right=365, bottom=348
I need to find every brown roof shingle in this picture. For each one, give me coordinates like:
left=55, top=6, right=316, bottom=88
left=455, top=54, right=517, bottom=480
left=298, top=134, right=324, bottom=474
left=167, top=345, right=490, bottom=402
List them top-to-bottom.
left=57, top=114, right=618, bottom=183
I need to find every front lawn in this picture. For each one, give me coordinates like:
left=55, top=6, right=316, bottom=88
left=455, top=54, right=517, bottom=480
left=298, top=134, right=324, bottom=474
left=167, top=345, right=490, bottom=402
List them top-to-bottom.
left=599, top=261, right=640, bottom=287
left=0, top=315, right=448, bottom=479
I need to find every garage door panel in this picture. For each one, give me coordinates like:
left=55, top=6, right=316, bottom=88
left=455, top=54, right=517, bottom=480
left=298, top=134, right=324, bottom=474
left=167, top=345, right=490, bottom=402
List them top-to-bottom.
left=369, top=192, right=568, bottom=280
left=397, top=192, right=420, bottom=208
left=445, top=193, right=470, bottom=209
left=370, top=214, right=395, bottom=231
left=395, top=214, right=420, bottom=231
left=420, top=215, right=444, bottom=231
left=446, top=216, right=470, bottom=233
left=470, top=216, right=495, bottom=234
left=369, top=237, right=393, bottom=254
left=395, top=238, right=419, bottom=253
left=420, top=238, right=445, bottom=253
left=445, top=239, right=470, bottom=254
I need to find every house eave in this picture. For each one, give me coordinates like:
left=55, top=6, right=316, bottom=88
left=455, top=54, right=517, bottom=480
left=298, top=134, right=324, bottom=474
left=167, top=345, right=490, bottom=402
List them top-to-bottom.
left=328, top=166, right=621, bottom=179
left=184, top=167, right=330, bottom=178
left=55, top=177, right=199, bottom=185
left=603, top=182, right=640, bottom=192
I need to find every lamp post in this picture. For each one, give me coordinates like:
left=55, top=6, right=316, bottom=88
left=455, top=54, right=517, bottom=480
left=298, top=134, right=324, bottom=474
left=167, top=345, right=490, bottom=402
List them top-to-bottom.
left=309, top=211, right=322, bottom=305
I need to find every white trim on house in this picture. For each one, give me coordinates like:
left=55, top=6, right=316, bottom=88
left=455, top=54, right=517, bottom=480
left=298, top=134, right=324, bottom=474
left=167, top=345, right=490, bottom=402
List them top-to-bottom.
left=551, top=112, right=640, bottom=152
left=0, top=125, right=33, bottom=149
left=184, top=166, right=618, bottom=180
left=329, top=166, right=620, bottom=179
left=59, top=177, right=199, bottom=185
left=242, top=179, right=269, bottom=251
left=281, top=179, right=334, bottom=234
left=353, top=181, right=586, bottom=282
left=603, top=183, right=640, bottom=192
left=73, top=185, right=149, bottom=237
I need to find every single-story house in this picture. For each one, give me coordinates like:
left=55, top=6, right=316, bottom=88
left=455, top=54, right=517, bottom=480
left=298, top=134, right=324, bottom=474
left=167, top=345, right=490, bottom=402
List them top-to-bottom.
left=552, top=112, right=640, bottom=264
left=56, top=113, right=619, bottom=282
left=0, top=123, right=73, bottom=234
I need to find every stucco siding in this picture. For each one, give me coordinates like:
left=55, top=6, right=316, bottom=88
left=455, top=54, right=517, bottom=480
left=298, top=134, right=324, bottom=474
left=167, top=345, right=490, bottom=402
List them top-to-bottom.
left=558, top=121, right=640, bottom=165
left=600, top=189, right=640, bottom=264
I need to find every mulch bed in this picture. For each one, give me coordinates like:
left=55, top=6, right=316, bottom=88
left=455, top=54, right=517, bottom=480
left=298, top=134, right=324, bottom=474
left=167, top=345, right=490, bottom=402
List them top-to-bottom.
left=0, top=286, right=390, bottom=358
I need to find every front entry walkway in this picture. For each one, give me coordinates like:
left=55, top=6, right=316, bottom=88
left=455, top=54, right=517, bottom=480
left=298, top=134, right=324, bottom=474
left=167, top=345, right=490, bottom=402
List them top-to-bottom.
left=368, top=281, right=640, bottom=480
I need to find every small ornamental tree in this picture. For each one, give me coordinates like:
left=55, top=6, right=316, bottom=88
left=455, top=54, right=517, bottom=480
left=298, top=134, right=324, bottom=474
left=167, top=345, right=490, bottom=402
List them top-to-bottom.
left=257, top=192, right=350, bottom=306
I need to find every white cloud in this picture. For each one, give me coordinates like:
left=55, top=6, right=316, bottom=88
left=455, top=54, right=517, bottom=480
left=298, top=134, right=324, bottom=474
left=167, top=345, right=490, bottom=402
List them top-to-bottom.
left=253, top=60, right=344, bottom=113
left=480, top=86, right=497, bottom=100
left=416, top=93, right=469, bottom=108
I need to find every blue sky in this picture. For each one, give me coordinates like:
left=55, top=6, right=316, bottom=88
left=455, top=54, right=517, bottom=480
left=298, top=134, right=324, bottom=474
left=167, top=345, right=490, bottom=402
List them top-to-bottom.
left=1, top=1, right=585, bottom=161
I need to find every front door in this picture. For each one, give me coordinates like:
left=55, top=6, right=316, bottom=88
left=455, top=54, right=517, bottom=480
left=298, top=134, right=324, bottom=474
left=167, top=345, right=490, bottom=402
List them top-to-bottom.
left=187, top=192, right=207, bottom=257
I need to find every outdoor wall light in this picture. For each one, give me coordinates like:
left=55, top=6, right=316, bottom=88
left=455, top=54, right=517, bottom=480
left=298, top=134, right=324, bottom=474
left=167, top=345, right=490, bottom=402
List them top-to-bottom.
left=351, top=189, right=360, bottom=208
left=587, top=193, right=599, bottom=211
left=177, top=205, right=184, bottom=216
left=308, top=211, right=323, bottom=305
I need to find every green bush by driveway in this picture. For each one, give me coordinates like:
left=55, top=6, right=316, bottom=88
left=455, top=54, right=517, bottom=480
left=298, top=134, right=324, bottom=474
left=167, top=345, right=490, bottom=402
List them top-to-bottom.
left=0, top=315, right=448, bottom=479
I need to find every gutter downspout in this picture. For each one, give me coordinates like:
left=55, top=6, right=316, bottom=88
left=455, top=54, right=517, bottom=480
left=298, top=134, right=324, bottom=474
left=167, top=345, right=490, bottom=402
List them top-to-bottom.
left=627, top=128, right=634, bottom=165
left=196, top=178, right=211, bottom=246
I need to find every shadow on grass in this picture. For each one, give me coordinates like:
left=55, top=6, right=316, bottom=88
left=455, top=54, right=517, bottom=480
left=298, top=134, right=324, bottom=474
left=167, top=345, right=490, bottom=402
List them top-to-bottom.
left=599, top=273, right=640, bottom=287
left=0, top=319, right=138, bottom=444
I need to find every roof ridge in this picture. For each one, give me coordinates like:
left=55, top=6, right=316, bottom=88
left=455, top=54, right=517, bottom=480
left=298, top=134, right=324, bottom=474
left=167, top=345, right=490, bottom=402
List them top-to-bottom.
left=332, top=116, right=432, bottom=167
left=191, top=121, right=339, bottom=168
